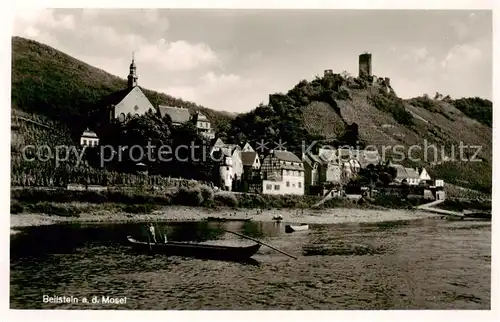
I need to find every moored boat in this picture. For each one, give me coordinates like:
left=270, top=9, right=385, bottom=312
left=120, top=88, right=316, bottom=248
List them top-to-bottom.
left=285, top=224, right=309, bottom=233
left=126, top=236, right=261, bottom=260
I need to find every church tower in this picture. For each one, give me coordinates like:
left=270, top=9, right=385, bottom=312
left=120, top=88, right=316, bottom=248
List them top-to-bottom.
left=127, top=53, right=138, bottom=89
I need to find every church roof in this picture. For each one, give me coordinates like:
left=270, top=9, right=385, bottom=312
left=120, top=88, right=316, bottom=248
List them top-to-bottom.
left=99, top=87, right=135, bottom=108
left=158, top=105, right=191, bottom=124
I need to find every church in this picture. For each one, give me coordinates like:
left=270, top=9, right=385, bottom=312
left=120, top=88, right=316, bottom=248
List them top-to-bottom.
left=102, top=55, right=155, bottom=123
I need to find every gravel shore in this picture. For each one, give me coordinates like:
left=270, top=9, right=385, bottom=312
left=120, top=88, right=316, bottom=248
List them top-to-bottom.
left=10, top=206, right=440, bottom=234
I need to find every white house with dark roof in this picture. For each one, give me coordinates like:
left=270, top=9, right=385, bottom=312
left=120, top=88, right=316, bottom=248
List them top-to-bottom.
left=103, top=56, right=155, bottom=122
left=193, top=111, right=215, bottom=140
left=80, top=128, right=99, bottom=147
left=209, top=138, right=243, bottom=191
left=261, top=150, right=304, bottom=195
left=390, top=163, right=421, bottom=185
left=404, top=167, right=420, bottom=185
left=418, top=167, right=432, bottom=182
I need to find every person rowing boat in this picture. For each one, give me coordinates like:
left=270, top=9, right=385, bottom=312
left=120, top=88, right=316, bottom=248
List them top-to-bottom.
left=148, top=223, right=157, bottom=243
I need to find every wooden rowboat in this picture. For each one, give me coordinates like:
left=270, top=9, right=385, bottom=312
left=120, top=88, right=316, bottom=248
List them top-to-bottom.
left=285, top=224, right=309, bottom=233
left=127, top=236, right=261, bottom=260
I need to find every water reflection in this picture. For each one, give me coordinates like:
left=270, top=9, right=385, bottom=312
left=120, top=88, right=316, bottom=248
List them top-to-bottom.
left=10, top=219, right=491, bottom=310
left=10, top=220, right=287, bottom=259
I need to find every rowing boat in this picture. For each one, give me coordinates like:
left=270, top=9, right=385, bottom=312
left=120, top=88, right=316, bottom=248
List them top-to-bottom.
left=285, top=224, right=309, bottom=233
left=126, top=236, right=261, bottom=260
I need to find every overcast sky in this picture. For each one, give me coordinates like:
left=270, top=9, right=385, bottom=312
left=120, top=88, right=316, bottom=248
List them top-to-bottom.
left=13, top=9, right=492, bottom=113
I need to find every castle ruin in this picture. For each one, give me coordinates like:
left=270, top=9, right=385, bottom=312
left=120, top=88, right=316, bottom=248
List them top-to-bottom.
left=358, top=52, right=372, bottom=79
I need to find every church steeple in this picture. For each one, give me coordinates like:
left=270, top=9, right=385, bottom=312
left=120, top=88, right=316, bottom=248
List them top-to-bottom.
left=127, top=52, right=138, bottom=89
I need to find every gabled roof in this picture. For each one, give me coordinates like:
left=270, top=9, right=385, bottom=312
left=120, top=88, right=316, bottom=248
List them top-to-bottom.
left=99, top=88, right=135, bottom=107
left=158, top=105, right=191, bottom=124
left=196, top=112, right=209, bottom=121
left=81, top=128, right=98, bottom=138
left=212, top=138, right=226, bottom=148
left=242, top=142, right=254, bottom=152
left=226, top=144, right=240, bottom=152
left=220, top=147, right=233, bottom=157
left=273, top=150, right=302, bottom=163
left=241, top=151, right=258, bottom=166
left=302, top=154, right=313, bottom=167
left=309, top=154, right=324, bottom=165
left=391, top=163, right=408, bottom=179
left=405, top=167, right=419, bottom=179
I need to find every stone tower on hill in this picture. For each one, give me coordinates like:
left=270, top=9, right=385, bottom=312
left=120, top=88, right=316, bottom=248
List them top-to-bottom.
left=358, top=52, right=372, bottom=79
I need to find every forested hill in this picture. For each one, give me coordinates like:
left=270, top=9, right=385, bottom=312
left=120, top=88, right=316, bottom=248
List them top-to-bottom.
left=11, top=36, right=234, bottom=137
left=223, top=73, right=492, bottom=192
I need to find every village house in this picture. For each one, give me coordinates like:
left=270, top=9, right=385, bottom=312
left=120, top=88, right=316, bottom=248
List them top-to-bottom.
left=102, top=56, right=155, bottom=123
left=193, top=111, right=215, bottom=140
left=80, top=128, right=99, bottom=147
left=209, top=138, right=243, bottom=191
left=240, top=146, right=261, bottom=193
left=215, top=148, right=233, bottom=191
left=303, top=149, right=343, bottom=195
left=241, top=150, right=261, bottom=173
left=261, top=150, right=304, bottom=195
left=390, top=163, right=424, bottom=185
left=404, top=167, right=420, bottom=185
left=418, top=167, right=432, bottom=185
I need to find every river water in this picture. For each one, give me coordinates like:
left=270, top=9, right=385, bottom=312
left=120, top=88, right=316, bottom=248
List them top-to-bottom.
left=10, top=218, right=491, bottom=310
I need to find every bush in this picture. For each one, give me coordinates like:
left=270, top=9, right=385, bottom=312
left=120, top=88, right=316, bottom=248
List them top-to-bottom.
left=199, top=184, right=215, bottom=206
left=173, top=187, right=204, bottom=206
left=11, top=188, right=175, bottom=205
left=214, top=192, right=239, bottom=207
left=368, top=194, right=419, bottom=209
left=10, top=200, right=24, bottom=214
left=26, top=202, right=81, bottom=217
left=121, top=204, right=159, bottom=214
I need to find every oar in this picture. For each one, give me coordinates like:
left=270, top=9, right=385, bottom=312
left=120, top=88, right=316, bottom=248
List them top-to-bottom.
left=146, top=228, right=152, bottom=251
left=225, top=230, right=298, bottom=260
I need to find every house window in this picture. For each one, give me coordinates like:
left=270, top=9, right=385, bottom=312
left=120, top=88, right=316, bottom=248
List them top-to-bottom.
left=83, top=139, right=87, bottom=146
left=286, top=181, right=290, bottom=187
left=298, top=182, right=302, bottom=188
left=266, top=184, right=272, bottom=190
left=274, top=185, right=280, bottom=190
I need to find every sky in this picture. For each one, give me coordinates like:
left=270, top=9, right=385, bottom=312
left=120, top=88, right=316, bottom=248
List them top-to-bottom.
left=12, top=9, right=492, bottom=113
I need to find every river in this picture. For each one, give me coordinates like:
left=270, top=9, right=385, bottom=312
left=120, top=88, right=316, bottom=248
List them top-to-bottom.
left=10, top=218, right=491, bottom=310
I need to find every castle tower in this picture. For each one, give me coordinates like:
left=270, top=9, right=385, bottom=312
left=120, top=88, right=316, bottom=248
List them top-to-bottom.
left=127, top=52, right=138, bottom=89
left=358, top=52, right=372, bottom=79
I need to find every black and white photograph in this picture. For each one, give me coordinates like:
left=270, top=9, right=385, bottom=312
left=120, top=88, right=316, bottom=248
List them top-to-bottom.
left=5, top=0, right=497, bottom=318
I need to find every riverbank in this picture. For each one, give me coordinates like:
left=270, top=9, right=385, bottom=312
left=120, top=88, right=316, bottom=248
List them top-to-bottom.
left=10, top=205, right=441, bottom=233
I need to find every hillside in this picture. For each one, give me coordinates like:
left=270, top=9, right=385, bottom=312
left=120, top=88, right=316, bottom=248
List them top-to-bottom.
left=10, top=36, right=492, bottom=193
left=11, top=36, right=234, bottom=139
left=226, top=73, right=492, bottom=193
